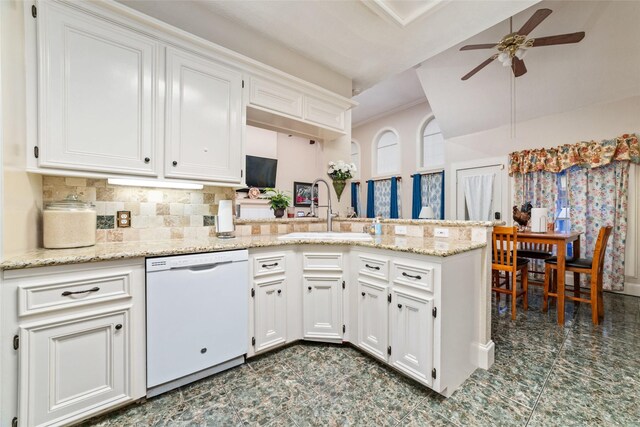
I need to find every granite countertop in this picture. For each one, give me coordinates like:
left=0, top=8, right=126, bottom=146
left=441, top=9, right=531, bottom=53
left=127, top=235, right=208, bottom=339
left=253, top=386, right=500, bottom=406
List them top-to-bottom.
left=234, top=218, right=323, bottom=224
left=333, top=218, right=501, bottom=227
left=0, top=235, right=486, bottom=271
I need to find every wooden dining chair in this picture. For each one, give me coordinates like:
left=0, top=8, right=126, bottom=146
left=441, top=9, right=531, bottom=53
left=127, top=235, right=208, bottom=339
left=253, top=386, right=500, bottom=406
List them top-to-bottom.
left=492, top=226, right=529, bottom=320
left=543, top=226, right=613, bottom=325
left=518, top=242, right=553, bottom=285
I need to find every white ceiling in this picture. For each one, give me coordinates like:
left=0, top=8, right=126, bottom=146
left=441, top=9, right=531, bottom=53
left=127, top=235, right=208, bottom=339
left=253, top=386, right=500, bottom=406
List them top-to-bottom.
left=119, top=0, right=539, bottom=94
left=417, top=0, right=640, bottom=138
left=352, top=67, right=426, bottom=127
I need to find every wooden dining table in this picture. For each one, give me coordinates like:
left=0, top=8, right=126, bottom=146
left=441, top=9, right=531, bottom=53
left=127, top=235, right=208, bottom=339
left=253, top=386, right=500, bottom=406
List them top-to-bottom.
left=517, top=230, right=583, bottom=324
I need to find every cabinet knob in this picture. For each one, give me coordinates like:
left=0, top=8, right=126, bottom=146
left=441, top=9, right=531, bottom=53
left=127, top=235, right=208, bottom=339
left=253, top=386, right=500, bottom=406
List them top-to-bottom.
left=144, top=157, right=150, bottom=163
left=172, top=160, right=178, bottom=166
left=308, top=286, right=312, bottom=291
left=277, top=289, right=282, bottom=294
left=361, top=292, right=366, bottom=297
left=397, top=304, right=403, bottom=309
left=115, top=324, right=123, bottom=330
left=201, top=348, right=207, bottom=354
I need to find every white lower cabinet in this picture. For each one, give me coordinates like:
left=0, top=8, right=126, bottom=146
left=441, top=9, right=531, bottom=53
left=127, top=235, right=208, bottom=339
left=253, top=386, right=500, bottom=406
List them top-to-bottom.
left=1, top=259, right=145, bottom=427
left=303, top=275, right=343, bottom=340
left=254, top=277, right=287, bottom=352
left=357, top=279, right=388, bottom=361
left=389, top=287, right=434, bottom=387
left=19, top=309, right=131, bottom=427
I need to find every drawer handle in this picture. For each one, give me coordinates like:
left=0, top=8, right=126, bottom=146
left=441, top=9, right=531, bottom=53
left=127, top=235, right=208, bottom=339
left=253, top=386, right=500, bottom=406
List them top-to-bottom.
left=262, top=262, right=279, bottom=268
left=365, top=264, right=380, bottom=270
left=402, top=272, right=422, bottom=280
left=61, top=287, right=100, bottom=297
left=277, top=289, right=282, bottom=294
left=361, top=292, right=366, bottom=297
left=398, top=304, right=403, bottom=309
left=115, top=324, right=123, bottom=330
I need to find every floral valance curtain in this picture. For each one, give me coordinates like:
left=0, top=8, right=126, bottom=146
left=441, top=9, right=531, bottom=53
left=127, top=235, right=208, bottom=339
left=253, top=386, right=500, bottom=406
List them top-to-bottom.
left=508, top=134, right=639, bottom=176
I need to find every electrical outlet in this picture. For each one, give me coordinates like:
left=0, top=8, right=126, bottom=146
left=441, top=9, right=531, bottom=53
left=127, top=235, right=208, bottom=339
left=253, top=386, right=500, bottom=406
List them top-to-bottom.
left=116, top=211, right=131, bottom=228
left=394, top=225, right=407, bottom=235
left=434, top=228, right=449, bottom=238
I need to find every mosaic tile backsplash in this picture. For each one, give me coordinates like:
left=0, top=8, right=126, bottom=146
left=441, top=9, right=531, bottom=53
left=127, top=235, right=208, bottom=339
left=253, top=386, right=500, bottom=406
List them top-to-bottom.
left=42, top=176, right=236, bottom=243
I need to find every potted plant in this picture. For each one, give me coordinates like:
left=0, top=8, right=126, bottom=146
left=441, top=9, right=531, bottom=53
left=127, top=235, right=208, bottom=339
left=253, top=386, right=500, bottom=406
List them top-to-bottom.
left=327, top=160, right=356, bottom=201
left=263, top=188, right=292, bottom=218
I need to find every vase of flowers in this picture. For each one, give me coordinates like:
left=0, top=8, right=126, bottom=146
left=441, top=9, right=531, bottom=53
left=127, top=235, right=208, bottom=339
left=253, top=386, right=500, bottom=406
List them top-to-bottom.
left=327, top=160, right=356, bottom=202
left=263, top=188, right=292, bottom=218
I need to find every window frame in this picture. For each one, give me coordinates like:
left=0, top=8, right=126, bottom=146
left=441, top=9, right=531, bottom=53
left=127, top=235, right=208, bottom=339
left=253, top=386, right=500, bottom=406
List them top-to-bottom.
left=416, top=115, right=445, bottom=173
left=372, top=127, right=401, bottom=178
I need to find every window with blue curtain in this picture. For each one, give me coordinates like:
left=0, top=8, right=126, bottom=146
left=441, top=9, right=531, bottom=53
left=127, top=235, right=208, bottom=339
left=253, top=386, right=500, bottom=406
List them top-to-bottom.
left=411, top=171, right=445, bottom=219
left=372, top=178, right=402, bottom=218
left=366, top=180, right=375, bottom=218
left=350, top=182, right=361, bottom=217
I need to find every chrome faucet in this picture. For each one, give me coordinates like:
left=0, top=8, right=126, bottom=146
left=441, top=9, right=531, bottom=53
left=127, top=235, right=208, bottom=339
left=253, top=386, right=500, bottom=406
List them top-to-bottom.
left=310, top=178, right=337, bottom=231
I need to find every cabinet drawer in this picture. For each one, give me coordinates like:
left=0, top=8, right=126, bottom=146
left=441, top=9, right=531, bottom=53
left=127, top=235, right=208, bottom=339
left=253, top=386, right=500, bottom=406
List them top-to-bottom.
left=250, top=77, right=303, bottom=118
left=304, top=96, right=345, bottom=131
left=303, top=253, right=343, bottom=271
left=254, top=254, right=286, bottom=277
left=358, top=255, right=389, bottom=280
left=392, top=262, right=434, bottom=292
left=18, top=272, right=131, bottom=316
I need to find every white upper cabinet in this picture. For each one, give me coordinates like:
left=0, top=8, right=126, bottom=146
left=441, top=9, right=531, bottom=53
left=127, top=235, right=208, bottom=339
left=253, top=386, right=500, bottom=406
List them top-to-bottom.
left=37, top=1, right=159, bottom=176
left=165, top=48, right=243, bottom=183
left=249, top=77, right=303, bottom=118
left=304, top=96, right=346, bottom=131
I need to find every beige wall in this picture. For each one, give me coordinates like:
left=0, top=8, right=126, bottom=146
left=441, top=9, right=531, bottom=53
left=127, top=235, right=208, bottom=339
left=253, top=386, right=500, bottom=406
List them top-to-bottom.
left=2, top=0, right=42, bottom=257
left=351, top=101, right=433, bottom=218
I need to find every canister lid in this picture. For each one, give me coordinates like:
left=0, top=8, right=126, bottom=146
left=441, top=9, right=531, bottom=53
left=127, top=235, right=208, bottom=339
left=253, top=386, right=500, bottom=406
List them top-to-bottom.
left=45, top=194, right=95, bottom=211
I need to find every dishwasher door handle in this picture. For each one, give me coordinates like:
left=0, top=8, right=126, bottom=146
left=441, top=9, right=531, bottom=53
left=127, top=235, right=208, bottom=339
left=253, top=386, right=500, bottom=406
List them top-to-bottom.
left=171, top=261, right=234, bottom=272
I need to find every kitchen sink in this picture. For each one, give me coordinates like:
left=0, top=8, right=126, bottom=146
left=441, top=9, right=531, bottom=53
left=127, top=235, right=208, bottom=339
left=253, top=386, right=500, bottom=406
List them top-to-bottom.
left=277, top=232, right=373, bottom=241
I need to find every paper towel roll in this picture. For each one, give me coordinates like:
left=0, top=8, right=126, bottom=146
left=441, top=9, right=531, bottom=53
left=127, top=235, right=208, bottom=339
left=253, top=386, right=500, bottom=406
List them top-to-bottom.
left=217, top=200, right=234, bottom=233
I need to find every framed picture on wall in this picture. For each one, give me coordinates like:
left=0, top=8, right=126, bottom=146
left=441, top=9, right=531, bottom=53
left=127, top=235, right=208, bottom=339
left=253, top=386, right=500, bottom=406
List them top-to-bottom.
left=293, top=182, right=318, bottom=207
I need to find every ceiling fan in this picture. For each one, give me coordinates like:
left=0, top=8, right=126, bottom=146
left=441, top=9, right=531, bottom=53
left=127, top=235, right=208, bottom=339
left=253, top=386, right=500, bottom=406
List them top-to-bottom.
left=460, top=8, right=585, bottom=81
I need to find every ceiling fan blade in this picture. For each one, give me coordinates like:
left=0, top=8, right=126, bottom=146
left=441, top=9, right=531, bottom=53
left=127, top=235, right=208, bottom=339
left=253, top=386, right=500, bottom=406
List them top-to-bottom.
left=517, top=8, right=552, bottom=36
left=531, top=32, right=585, bottom=47
left=460, top=43, right=497, bottom=51
left=461, top=56, right=497, bottom=81
left=512, top=57, right=527, bottom=77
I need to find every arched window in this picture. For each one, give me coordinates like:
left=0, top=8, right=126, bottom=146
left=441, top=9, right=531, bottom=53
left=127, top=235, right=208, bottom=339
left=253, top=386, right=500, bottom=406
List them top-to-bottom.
left=420, top=117, right=445, bottom=170
left=375, top=129, right=399, bottom=176
left=350, top=141, right=361, bottom=179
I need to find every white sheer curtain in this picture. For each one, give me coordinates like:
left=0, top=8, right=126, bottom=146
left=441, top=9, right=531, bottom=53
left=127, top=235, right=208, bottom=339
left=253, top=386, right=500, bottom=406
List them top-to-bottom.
left=463, top=174, right=495, bottom=221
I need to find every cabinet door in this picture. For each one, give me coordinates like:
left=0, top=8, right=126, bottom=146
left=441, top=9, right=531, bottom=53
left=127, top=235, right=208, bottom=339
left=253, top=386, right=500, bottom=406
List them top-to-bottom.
left=38, top=2, right=158, bottom=176
left=165, top=47, right=243, bottom=183
left=303, top=276, right=342, bottom=340
left=254, top=277, right=286, bottom=352
left=357, top=280, right=388, bottom=361
left=390, top=289, right=434, bottom=386
left=19, top=310, right=131, bottom=427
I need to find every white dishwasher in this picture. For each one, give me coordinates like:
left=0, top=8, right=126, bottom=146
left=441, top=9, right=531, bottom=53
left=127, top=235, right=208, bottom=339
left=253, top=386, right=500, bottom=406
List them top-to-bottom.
left=146, top=250, right=248, bottom=397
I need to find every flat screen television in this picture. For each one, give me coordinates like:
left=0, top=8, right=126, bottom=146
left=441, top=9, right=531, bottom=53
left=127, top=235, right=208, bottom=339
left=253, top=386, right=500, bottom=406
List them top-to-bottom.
left=245, top=155, right=277, bottom=188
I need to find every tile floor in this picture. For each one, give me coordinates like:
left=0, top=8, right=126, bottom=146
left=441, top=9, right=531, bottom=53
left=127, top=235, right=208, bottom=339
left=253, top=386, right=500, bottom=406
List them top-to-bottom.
left=85, top=288, right=640, bottom=426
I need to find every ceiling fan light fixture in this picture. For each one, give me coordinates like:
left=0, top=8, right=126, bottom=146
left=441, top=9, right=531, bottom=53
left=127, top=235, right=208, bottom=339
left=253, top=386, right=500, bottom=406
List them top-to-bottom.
left=515, top=48, right=528, bottom=60
left=497, top=52, right=509, bottom=62
left=502, top=57, right=512, bottom=67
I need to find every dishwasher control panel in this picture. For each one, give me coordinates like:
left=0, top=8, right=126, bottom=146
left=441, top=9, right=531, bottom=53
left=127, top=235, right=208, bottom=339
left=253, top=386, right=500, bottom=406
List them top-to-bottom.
left=146, top=249, right=248, bottom=272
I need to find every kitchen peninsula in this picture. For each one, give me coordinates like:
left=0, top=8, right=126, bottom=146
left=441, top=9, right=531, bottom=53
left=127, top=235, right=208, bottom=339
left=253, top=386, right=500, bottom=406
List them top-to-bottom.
left=0, top=222, right=493, bottom=426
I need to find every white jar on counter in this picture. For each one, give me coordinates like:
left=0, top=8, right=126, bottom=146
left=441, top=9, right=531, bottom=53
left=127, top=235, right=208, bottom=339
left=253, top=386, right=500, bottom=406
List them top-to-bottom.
left=43, top=196, right=97, bottom=249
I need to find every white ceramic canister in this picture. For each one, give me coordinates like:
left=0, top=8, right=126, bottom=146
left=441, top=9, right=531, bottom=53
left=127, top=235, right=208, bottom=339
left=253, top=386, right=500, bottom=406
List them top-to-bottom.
left=43, top=196, right=97, bottom=249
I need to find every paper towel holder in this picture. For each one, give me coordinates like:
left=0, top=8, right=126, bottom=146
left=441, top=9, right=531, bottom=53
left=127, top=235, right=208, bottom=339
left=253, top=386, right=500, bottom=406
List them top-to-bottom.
left=214, top=217, right=235, bottom=239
